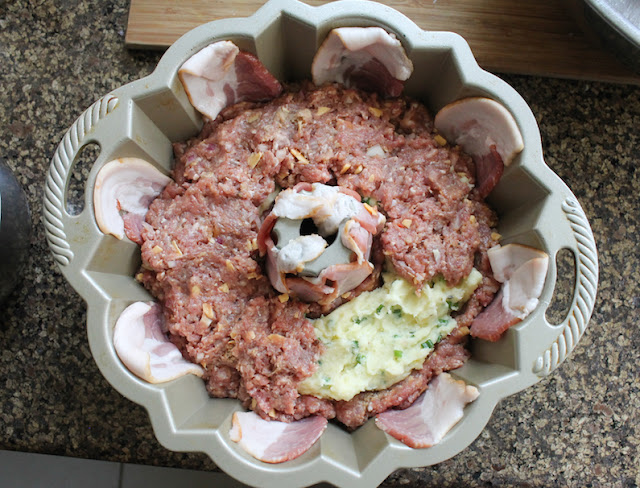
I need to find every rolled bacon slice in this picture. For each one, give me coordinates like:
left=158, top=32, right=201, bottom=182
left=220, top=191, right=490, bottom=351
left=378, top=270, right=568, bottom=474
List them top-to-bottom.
left=311, top=27, right=413, bottom=98
left=178, top=40, right=282, bottom=121
left=434, top=97, right=524, bottom=197
left=93, top=158, right=171, bottom=243
left=258, top=183, right=385, bottom=303
left=266, top=183, right=385, bottom=239
left=269, top=183, right=384, bottom=235
left=265, top=236, right=375, bottom=304
left=471, top=244, right=549, bottom=342
left=113, top=302, right=204, bottom=383
left=375, top=373, right=479, bottom=448
left=230, top=411, right=327, bottom=463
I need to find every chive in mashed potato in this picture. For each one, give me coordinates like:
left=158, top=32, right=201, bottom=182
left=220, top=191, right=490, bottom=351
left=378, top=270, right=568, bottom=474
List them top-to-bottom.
left=298, top=270, right=482, bottom=401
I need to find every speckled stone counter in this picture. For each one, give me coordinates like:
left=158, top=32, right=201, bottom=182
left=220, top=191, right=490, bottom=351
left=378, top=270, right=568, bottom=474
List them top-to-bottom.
left=1, top=1, right=638, bottom=486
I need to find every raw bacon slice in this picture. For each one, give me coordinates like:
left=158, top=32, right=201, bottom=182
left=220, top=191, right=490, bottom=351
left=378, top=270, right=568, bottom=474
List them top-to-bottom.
left=311, top=27, right=413, bottom=97
left=178, top=41, right=282, bottom=121
left=233, top=50, right=283, bottom=101
left=345, top=57, right=405, bottom=98
left=434, top=97, right=524, bottom=196
left=434, top=97, right=524, bottom=166
left=474, top=146, right=504, bottom=199
left=93, top=158, right=171, bottom=242
left=257, top=212, right=278, bottom=255
left=121, top=213, right=146, bottom=245
left=341, top=219, right=372, bottom=263
left=265, top=243, right=287, bottom=293
left=487, top=243, right=549, bottom=283
left=471, top=244, right=549, bottom=341
left=503, top=256, right=549, bottom=318
left=283, top=261, right=374, bottom=305
left=320, top=261, right=374, bottom=297
left=286, top=277, right=335, bottom=303
left=467, top=290, right=520, bottom=342
left=113, top=302, right=204, bottom=383
left=375, top=373, right=479, bottom=448
left=230, top=411, right=327, bottom=463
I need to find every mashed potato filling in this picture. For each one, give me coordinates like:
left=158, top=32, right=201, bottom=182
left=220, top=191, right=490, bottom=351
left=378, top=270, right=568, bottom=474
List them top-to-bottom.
left=298, top=270, right=482, bottom=401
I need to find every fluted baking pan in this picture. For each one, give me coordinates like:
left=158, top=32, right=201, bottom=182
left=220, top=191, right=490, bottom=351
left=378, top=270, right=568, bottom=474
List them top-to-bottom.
left=43, top=0, right=599, bottom=486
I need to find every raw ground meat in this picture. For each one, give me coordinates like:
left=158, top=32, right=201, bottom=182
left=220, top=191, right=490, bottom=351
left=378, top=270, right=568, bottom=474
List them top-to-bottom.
left=137, top=82, right=499, bottom=427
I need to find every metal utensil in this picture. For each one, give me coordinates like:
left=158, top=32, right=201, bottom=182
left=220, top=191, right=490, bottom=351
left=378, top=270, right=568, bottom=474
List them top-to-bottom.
left=565, top=0, right=640, bottom=73
left=0, top=158, right=31, bottom=303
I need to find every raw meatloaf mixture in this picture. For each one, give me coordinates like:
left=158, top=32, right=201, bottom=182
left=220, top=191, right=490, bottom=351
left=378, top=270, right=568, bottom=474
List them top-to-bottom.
left=137, top=82, right=500, bottom=428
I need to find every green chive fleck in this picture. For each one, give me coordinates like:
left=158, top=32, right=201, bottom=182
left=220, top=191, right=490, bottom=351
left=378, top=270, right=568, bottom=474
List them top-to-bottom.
left=446, top=298, right=460, bottom=311
left=376, top=304, right=384, bottom=314
left=391, top=305, right=403, bottom=317
left=421, top=339, right=434, bottom=349
left=394, top=349, right=403, bottom=359
left=356, top=353, right=365, bottom=365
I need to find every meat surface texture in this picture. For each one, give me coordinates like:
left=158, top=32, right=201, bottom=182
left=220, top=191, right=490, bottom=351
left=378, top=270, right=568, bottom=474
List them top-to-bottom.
left=138, top=83, right=499, bottom=426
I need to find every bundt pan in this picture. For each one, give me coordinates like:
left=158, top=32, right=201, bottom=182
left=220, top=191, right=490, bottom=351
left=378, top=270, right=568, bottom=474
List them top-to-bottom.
left=43, top=0, right=598, bottom=486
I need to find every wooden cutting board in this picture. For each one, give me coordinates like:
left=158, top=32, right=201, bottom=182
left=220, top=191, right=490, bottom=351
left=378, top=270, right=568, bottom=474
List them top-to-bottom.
left=126, top=0, right=640, bottom=84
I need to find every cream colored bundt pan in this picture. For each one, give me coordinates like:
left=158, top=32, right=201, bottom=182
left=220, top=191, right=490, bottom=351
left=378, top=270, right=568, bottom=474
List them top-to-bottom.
left=43, top=0, right=598, bottom=486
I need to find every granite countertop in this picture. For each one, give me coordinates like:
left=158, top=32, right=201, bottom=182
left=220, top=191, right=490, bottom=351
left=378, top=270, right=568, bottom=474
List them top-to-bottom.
left=1, top=1, right=638, bottom=486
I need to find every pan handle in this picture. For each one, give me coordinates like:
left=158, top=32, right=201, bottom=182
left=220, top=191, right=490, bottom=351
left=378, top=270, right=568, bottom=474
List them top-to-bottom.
left=43, top=94, right=118, bottom=267
left=533, top=196, right=598, bottom=377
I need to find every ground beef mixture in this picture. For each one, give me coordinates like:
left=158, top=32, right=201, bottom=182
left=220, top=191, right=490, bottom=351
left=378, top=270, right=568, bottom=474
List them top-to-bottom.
left=137, top=82, right=500, bottom=428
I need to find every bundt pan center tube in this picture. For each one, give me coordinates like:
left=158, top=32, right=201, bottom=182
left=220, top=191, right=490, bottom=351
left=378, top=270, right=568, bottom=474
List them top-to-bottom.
left=43, top=0, right=598, bottom=486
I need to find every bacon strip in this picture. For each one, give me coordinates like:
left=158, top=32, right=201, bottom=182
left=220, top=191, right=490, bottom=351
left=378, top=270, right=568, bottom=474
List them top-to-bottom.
left=311, top=27, right=413, bottom=97
left=179, top=41, right=282, bottom=121
left=345, top=58, right=405, bottom=98
left=434, top=97, right=524, bottom=197
left=474, top=146, right=504, bottom=199
left=93, top=158, right=171, bottom=242
left=259, top=183, right=385, bottom=302
left=122, top=213, right=146, bottom=245
left=341, top=219, right=372, bottom=263
left=471, top=244, right=549, bottom=341
left=283, top=261, right=374, bottom=305
left=468, top=290, right=520, bottom=342
left=113, top=302, right=204, bottom=383
left=375, top=373, right=479, bottom=448
left=230, top=411, right=327, bottom=463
